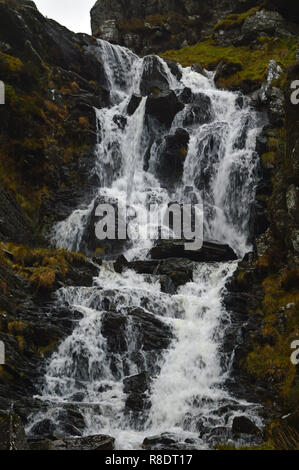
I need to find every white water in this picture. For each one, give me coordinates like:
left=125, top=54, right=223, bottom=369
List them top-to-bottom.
left=29, top=40, right=263, bottom=449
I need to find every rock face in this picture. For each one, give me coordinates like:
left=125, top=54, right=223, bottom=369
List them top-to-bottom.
left=0, top=0, right=109, bottom=245
left=90, top=0, right=204, bottom=54
left=90, top=1, right=299, bottom=54
left=213, top=9, right=299, bottom=47
left=155, top=129, right=189, bottom=186
left=150, top=240, right=238, bottom=262
left=0, top=413, right=29, bottom=450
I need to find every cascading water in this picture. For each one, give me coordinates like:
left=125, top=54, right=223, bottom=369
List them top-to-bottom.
left=28, top=39, right=264, bottom=449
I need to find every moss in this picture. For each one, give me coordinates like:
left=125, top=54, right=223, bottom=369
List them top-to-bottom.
left=213, top=7, right=261, bottom=32
left=160, top=37, right=298, bottom=90
left=0, top=51, right=23, bottom=74
left=179, top=146, right=188, bottom=157
left=261, top=151, right=276, bottom=166
left=2, top=244, right=88, bottom=294
left=29, top=267, right=56, bottom=292
left=243, top=267, right=299, bottom=397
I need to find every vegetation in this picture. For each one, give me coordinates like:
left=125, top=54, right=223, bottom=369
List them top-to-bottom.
left=213, top=6, right=261, bottom=32
left=160, top=37, right=298, bottom=90
left=1, top=242, right=88, bottom=293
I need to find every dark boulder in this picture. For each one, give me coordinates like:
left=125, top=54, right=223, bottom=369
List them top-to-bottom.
left=140, top=56, right=170, bottom=96
left=164, top=59, right=183, bottom=81
left=192, top=62, right=208, bottom=77
left=145, top=90, right=184, bottom=127
left=178, top=90, right=213, bottom=128
left=127, top=94, right=142, bottom=116
left=183, top=103, right=213, bottom=127
left=112, top=114, right=127, bottom=130
left=155, top=129, right=190, bottom=185
left=150, top=240, right=238, bottom=263
left=114, top=255, right=196, bottom=288
left=159, top=275, right=177, bottom=295
left=101, top=307, right=172, bottom=354
left=128, top=307, right=173, bottom=351
left=101, top=312, right=127, bottom=353
left=123, top=372, right=150, bottom=394
left=125, top=393, right=151, bottom=413
left=232, top=416, right=261, bottom=436
left=30, top=418, right=57, bottom=439
left=142, top=433, right=195, bottom=450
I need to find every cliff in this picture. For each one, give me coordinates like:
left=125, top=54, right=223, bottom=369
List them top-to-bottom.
left=90, top=0, right=299, bottom=55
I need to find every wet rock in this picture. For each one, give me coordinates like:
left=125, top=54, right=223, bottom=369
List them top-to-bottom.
left=140, top=56, right=171, bottom=96
left=164, top=59, right=182, bottom=81
left=192, top=62, right=208, bottom=77
left=145, top=90, right=184, bottom=127
left=127, top=94, right=142, bottom=115
left=113, top=114, right=127, bottom=130
left=155, top=129, right=189, bottom=185
left=80, top=195, right=128, bottom=257
left=150, top=240, right=238, bottom=263
left=114, top=255, right=196, bottom=288
left=159, top=275, right=176, bottom=295
left=101, top=307, right=172, bottom=354
left=128, top=307, right=173, bottom=351
left=101, top=312, right=127, bottom=353
left=123, top=372, right=150, bottom=394
left=125, top=393, right=151, bottom=413
left=55, top=407, right=85, bottom=437
left=0, top=413, right=29, bottom=450
left=232, top=416, right=261, bottom=436
left=30, top=418, right=56, bottom=440
left=142, top=433, right=194, bottom=450
left=143, top=433, right=178, bottom=449
left=30, top=434, right=115, bottom=450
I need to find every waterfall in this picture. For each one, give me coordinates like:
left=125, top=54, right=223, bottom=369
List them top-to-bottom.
left=28, top=39, right=263, bottom=449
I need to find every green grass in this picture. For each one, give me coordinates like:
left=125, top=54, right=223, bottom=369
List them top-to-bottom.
left=160, top=37, right=298, bottom=90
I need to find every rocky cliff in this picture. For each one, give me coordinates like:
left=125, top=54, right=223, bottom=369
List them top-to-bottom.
left=90, top=0, right=299, bottom=55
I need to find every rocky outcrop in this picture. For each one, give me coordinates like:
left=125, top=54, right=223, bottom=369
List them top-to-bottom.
left=0, top=0, right=109, bottom=244
left=90, top=1, right=299, bottom=55
left=213, top=9, right=299, bottom=47
left=154, top=129, right=189, bottom=186
left=150, top=240, right=238, bottom=262
left=0, top=247, right=98, bottom=422
left=0, top=413, right=29, bottom=450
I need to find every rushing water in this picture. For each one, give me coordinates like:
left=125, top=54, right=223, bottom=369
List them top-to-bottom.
left=28, top=39, right=263, bottom=449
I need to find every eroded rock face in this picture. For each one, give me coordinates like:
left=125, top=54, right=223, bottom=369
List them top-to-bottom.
left=90, top=0, right=203, bottom=54
left=213, top=9, right=299, bottom=47
left=154, top=128, right=189, bottom=186
left=0, top=413, right=29, bottom=450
